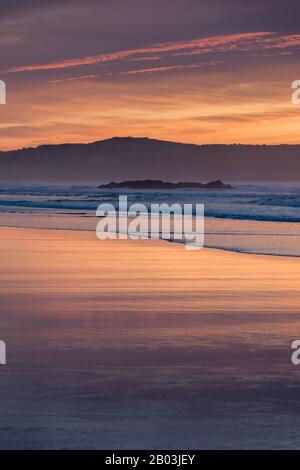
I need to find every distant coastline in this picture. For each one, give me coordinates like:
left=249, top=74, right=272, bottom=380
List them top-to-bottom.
left=1, top=137, right=300, bottom=183
left=98, top=179, right=233, bottom=190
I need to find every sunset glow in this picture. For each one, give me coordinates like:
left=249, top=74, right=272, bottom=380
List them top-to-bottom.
left=1, top=1, right=300, bottom=150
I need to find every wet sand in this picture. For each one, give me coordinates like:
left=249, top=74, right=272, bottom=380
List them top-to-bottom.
left=0, top=227, right=300, bottom=449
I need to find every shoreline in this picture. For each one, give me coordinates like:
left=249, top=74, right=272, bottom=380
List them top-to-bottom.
left=1, top=223, right=300, bottom=259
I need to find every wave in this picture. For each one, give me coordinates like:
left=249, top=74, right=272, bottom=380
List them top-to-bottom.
left=1, top=183, right=300, bottom=223
left=250, top=194, right=300, bottom=208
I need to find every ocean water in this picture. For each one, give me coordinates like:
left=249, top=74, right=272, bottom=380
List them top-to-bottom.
left=0, top=182, right=300, bottom=256
left=1, top=188, right=300, bottom=449
left=1, top=228, right=300, bottom=450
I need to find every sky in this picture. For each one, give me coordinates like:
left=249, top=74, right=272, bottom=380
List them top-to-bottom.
left=1, top=0, right=300, bottom=150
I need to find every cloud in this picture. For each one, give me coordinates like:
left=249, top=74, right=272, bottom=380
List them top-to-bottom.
left=0, top=0, right=80, bottom=17
left=2, top=1, right=300, bottom=149
left=6, top=31, right=300, bottom=76
left=5, top=32, right=275, bottom=73
left=128, top=56, right=161, bottom=62
left=46, top=61, right=221, bottom=83
left=120, top=62, right=220, bottom=75
left=48, top=74, right=99, bottom=84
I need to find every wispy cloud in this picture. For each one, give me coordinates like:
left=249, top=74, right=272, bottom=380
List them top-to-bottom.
left=7, top=31, right=299, bottom=74
left=128, top=56, right=162, bottom=62
left=47, top=61, right=221, bottom=83
left=120, top=62, right=220, bottom=75
left=48, top=74, right=98, bottom=83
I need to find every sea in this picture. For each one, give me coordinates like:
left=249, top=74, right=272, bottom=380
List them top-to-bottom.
left=0, top=182, right=300, bottom=256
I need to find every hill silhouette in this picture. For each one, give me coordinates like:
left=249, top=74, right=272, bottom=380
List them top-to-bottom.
left=0, top=137, right=299, bottom=183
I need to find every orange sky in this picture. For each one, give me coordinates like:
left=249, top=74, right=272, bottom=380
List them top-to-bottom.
left=0, top=2, right=300, bottom=150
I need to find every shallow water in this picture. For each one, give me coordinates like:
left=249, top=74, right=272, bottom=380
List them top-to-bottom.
left=0, top=228, right=300, bottom=449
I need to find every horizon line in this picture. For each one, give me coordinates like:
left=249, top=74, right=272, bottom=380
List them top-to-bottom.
left=1, top=136, right=300, bottom=153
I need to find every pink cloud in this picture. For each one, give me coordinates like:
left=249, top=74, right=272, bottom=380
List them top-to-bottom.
left=6, top=32, right=300, bottom=74
left=128, top=56, right=162, bottom=62
left=121, top=62, right=219, bottom=75
left=121, top=64, right=193, bottom=75
left=47, top=74, right=99, bottom=83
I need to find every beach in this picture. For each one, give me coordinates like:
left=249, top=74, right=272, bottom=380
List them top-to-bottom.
left=0, top=226, right=300, bottom=449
